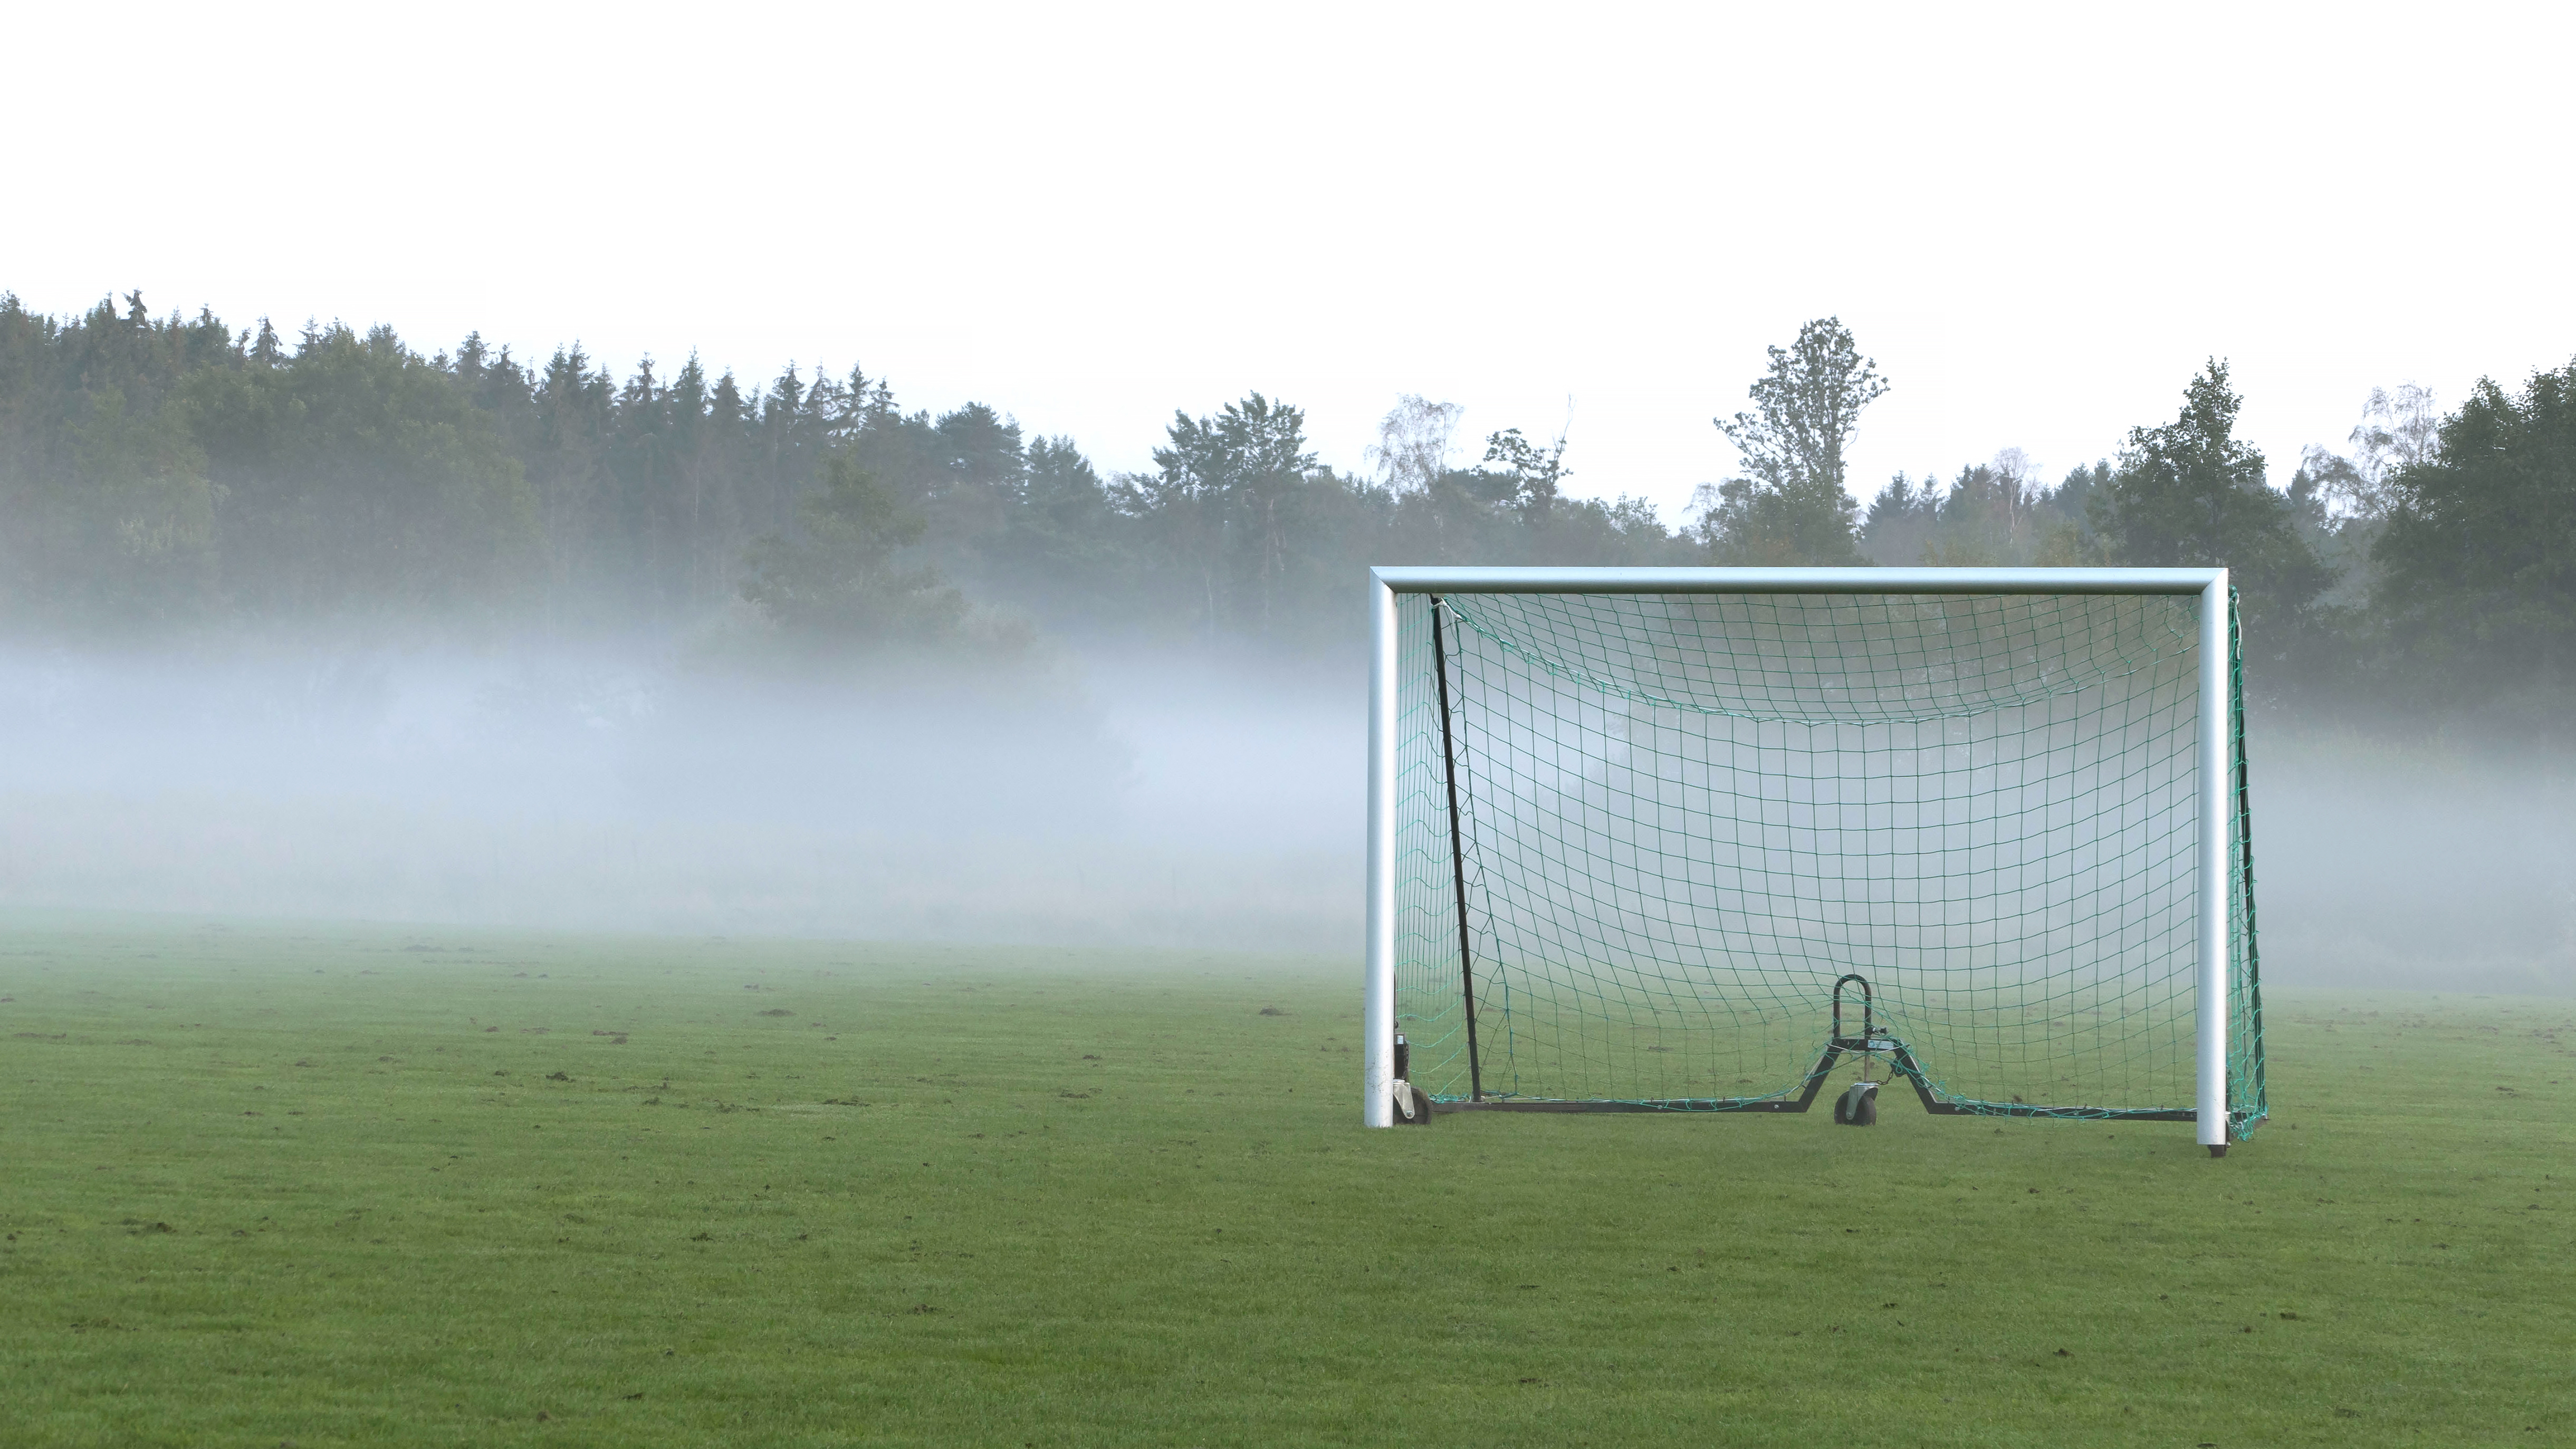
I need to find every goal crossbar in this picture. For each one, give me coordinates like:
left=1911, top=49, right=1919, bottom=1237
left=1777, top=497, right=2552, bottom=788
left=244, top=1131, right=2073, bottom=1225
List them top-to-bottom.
left=1362, top=566, right=2244, bottom=1150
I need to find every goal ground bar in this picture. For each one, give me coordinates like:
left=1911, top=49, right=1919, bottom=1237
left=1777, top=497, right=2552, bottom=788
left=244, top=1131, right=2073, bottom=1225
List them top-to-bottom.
left=1432, top=1098, right=2201, bottom=1121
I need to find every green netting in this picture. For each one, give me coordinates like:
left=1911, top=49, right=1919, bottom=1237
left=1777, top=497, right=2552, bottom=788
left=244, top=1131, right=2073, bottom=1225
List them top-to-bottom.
left=1392, top=590, right=2267, bottom=1138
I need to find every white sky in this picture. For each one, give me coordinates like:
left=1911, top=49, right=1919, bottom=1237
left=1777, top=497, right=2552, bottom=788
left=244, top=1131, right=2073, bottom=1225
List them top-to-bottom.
left=8, top=2, right=2570, bottom=523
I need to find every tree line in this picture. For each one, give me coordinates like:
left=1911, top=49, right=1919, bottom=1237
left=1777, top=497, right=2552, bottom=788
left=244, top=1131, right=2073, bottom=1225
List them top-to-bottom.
left=2, top=292, right=2568, bottom=726
left=0, top=293, right=1686, bottom=652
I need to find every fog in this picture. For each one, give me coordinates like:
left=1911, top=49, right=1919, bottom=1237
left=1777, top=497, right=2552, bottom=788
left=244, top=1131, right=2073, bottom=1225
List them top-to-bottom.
left=0, top=640, right=1357, bottom=953
left=2, top=641, right=2567, bottom=996
left=2251, top=740, right=2574, bottom=997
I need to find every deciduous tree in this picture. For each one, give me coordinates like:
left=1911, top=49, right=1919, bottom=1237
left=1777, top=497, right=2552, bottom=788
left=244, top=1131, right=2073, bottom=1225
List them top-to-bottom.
left=1702, top=317, right=1882, bottom=564
left=2090, top=360, right=2332, bottom=680
left=2370, top=361, right=2576, bottom=713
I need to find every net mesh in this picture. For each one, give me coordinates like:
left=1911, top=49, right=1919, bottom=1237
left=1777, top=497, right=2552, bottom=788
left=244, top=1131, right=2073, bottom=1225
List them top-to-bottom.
left=1392, top=590, right=2266, bottom=1136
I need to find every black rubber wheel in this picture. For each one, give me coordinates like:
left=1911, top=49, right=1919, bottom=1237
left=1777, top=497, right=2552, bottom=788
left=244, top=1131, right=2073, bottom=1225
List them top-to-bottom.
left=1836, top=1081, right=1879, bottom=1126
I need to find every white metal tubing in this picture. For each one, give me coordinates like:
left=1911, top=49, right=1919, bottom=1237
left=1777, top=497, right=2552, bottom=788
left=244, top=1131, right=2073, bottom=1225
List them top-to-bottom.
left=1372, top=565, right=2223, bottom=595
left=2196, top=575, right=2232, bottom=1147
left=1362, top=576, right=1399, bottom=1127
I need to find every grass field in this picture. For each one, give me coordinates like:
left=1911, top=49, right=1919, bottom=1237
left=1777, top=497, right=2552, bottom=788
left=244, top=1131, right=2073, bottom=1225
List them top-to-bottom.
left=3, top=917, right=2571, bottom=1447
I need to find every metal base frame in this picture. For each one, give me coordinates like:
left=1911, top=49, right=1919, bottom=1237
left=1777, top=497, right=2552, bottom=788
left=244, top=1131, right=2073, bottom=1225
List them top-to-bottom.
left=1431, top=1032, right=2199, bottom=1123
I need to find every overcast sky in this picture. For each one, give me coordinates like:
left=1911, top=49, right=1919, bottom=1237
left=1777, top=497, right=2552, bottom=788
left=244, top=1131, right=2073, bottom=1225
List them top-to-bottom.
left=8, top=2, right=2569, bottom=523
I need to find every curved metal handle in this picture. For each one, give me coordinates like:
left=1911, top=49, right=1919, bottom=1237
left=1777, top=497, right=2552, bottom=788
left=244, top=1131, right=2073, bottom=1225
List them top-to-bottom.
left=1831, top=973, right=1874, bottom=1042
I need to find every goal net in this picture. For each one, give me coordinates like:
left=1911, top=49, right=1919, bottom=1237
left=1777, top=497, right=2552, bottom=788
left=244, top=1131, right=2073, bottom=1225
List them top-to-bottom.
left=1366, top=569, right=2265, bottom=1145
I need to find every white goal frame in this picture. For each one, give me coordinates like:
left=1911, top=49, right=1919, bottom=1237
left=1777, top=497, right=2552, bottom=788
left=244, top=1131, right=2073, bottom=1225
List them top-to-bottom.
left=1363, top=565, right=2235, bottom=1149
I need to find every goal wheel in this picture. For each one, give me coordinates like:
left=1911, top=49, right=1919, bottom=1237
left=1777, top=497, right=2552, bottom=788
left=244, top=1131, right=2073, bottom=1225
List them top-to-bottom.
left=1393, top=1080, right=1433, bottom=1125
left=1834, top=1081, right=1879, bottom=1127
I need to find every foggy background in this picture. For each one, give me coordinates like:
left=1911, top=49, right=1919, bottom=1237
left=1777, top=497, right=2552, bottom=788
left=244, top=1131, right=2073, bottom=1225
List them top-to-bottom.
left=3, top=636, right=2568, bottom=996
left=0, top=639, right=1353, bottom=951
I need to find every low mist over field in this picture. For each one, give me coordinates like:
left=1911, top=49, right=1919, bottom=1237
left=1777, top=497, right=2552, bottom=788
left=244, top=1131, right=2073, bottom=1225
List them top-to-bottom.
left=3, top=638, right=2569, bottom=995
left=0, top=639, right=1354, bottom=951
left=2253, top=741, right=2574, bottom=996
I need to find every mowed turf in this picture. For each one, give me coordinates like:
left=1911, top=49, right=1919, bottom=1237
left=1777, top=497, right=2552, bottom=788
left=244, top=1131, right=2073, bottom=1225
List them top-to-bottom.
left=2, top=919, right=2571, bottom=1448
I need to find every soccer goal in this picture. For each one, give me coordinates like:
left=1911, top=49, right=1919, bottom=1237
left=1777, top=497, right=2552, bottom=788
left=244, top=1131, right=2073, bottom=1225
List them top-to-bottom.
left=1362, top=567, right=2265, bottom=1154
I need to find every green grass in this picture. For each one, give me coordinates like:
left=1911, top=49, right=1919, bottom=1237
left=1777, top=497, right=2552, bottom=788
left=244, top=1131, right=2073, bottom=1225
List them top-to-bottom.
left=3, top=917, right=2571, bottom=1447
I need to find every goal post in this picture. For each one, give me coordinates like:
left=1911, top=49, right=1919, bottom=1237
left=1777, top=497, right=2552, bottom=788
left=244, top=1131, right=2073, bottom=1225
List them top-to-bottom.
left=1361, top=567, right=2266, bottom=1154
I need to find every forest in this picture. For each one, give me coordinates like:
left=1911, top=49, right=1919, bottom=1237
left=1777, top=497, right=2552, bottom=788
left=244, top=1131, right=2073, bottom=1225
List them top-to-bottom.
left=3, top=292, right=2569, bottom=731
